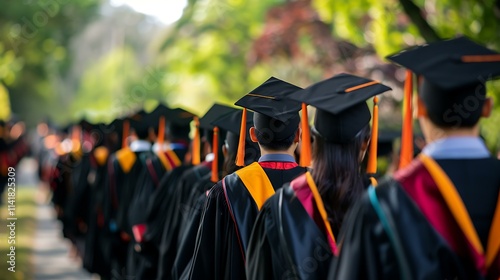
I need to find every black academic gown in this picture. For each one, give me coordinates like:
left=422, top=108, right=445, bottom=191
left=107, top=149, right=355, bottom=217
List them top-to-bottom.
left=83, top=146, right=111, bottom=278
left=104, top=146, right=152, bottom=279
left=129, top=146, right=190, bottom=280
left=65, top=150, right=92, bottom=256
left=50, top=151, right=78, bottom=240
left=329, top=156, right=500, bottom=280
left=188, top=161, right=306, bottom=280
left=155, top=162, right=211, bottom=280
left=171, top=171, right=216, bottom=280
left=246, top=171, right=341, bottom=280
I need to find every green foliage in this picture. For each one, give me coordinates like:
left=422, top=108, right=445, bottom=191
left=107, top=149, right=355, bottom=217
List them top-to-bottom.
left=0, top=0, right=101, bottom=125
left=156, top=0, right=283, bottom=114
left=312, top=0, right=500, bottom=146
left=0, top=83, right=11, bottom=121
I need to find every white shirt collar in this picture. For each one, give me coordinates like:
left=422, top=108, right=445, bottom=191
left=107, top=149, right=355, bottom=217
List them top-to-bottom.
left=422, top=136, right=490, bottom=159
left=130, top=140, right=151, bottom=152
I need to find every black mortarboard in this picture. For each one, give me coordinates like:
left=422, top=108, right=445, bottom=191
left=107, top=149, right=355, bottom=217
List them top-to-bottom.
left=386, top=36, right=500, bottom=91
left=387, top=36, right=500, bottom=128
left=288, top=73, right=391, bottom=143
left=234, top=77, right=302, bottom=142
left=147, top=103, right=171, bottom=137
left=149, top=103, right=170, bottom=122
left=199, top=103, right=236, bottom=130
left=197, top=104, right=238, bottom=181
left=164, top=107, right=196, bottom=143
left=165, top=107, right=196, bottom=127
left=129, top=109, right=151, bottom=139
left=211, top=109, right=255, bottom=138
left=106, top=118, right=124, bottom=134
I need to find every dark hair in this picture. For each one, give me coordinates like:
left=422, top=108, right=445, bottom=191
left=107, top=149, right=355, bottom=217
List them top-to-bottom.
left=421, top=80, right=485, bottom=128
left=166, top=123, right=190, bottom=142
left=311, top=125, right=371, bottom=236
left=255, top=127, right=298, bottom=151
left=134, top=128, right=150, bottom=140
left=223, top=131, right=260, bottom=175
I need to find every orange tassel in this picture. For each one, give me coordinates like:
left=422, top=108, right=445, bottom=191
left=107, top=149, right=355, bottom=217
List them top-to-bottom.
left=399, top=70, right=414, bottom=169
left=367, top=96, right=379, bottom=175
left=300, top=103, right=311, bottom=167
left=235, top=108, right=247, bottom=167
left=157, top=116, right=165, bottom=151
left=192, top=117, right=201, bottom=165
left=122, top=120, right=130, bottom=149
left=72, top=125, right=82, bottom=153
left=211, top=127, right=219, bottom=182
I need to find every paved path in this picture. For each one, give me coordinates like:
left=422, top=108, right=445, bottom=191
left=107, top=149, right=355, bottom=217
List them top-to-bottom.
left=17, top=158, right=98, bottom=280
left=32, top=203, right=97, bottom=280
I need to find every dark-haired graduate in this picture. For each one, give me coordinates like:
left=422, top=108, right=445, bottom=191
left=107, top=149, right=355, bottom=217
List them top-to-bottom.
left=330, top=37, right=500, bottom=280
left=246, top=73, right=391, bottom=280
left=188, top=77, right=307, bottom=280
left=172, top=108, right=261, bottom=280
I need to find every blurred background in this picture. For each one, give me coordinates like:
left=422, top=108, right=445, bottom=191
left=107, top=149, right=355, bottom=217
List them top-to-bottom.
left=0, top=0, right=500, bottom=279
left=1, top=0, right=499, bottom=142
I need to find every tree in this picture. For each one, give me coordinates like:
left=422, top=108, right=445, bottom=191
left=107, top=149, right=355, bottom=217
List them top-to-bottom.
left=0, top=0, right=101, bottom=126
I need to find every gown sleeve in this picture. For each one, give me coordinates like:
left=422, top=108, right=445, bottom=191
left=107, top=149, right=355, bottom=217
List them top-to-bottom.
left=189, top=183, right=246, bottom=280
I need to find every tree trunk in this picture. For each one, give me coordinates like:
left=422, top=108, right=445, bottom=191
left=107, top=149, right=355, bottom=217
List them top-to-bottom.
left=399, top=0, right=441, bottom=42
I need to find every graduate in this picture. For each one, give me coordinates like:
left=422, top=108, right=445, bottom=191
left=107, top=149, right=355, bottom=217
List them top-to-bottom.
left=329, top=36, right=500, bottom=280
left=246, top=73, right=391, bottom=279
left=188, top=77, right=307, bottom=280
left=154, top=103, right=234, bottom=280
left=170, top=104, right=237, bottom=232
left=132, top=107, right=195, bottom=279
left=172, top=108, right=260, bottom=280
left=105, top=109, right=155, bottom=279
left=65, top=119, right=94, bottom=260
left=83, top=122, right=116, bottom=278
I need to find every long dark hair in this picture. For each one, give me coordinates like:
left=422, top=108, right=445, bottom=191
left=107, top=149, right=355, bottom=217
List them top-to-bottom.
left=311, top=125, right=371, bottom=236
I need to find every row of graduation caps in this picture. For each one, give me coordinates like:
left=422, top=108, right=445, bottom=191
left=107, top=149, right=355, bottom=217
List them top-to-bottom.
left=63, top=35, right=500, bottom=182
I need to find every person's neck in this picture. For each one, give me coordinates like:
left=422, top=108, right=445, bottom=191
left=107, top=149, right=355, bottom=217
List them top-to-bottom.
left=425, top=125, right=479, bottom=144
left=259, top=143, right=297, bottom=158
left=259, top=149, right=294, bottom=157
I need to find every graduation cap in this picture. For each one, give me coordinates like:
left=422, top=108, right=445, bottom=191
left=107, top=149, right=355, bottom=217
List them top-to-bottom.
left=386, top=36, right=500, bottom=169
left=387, top=36, right=500, bottom=90
left=288, top=73, right=391, bottom=179
left=289, top=73, right=391, bottom=143
left=234, top=77, right=302, bottom=166
left=148, top=103, right=171, bottom=150
left=190, top=103, right=235, bottom=180
left=199, top=103, right=236, bottom=130
left=161, top=107, right=197, bottom=162
left=165, top=107, right=196, bottom=126
left=128, top=109, right=151, bottom=140
left=211, top=109, right=254, bottom=136
left=212, top=109, right=258, bottom=179
left=102, top=118, right=127, bottom=150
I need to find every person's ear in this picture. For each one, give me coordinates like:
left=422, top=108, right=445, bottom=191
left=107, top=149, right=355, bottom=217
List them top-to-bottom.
left=416, top=95, right=428, bottom=118
left=482, top=97, right=493, bottom=118
left=249, top=127, right=258, bottom=143
left=294, top=127, right=301, bottom=143
left=222, top=144, right=228, bottom=157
